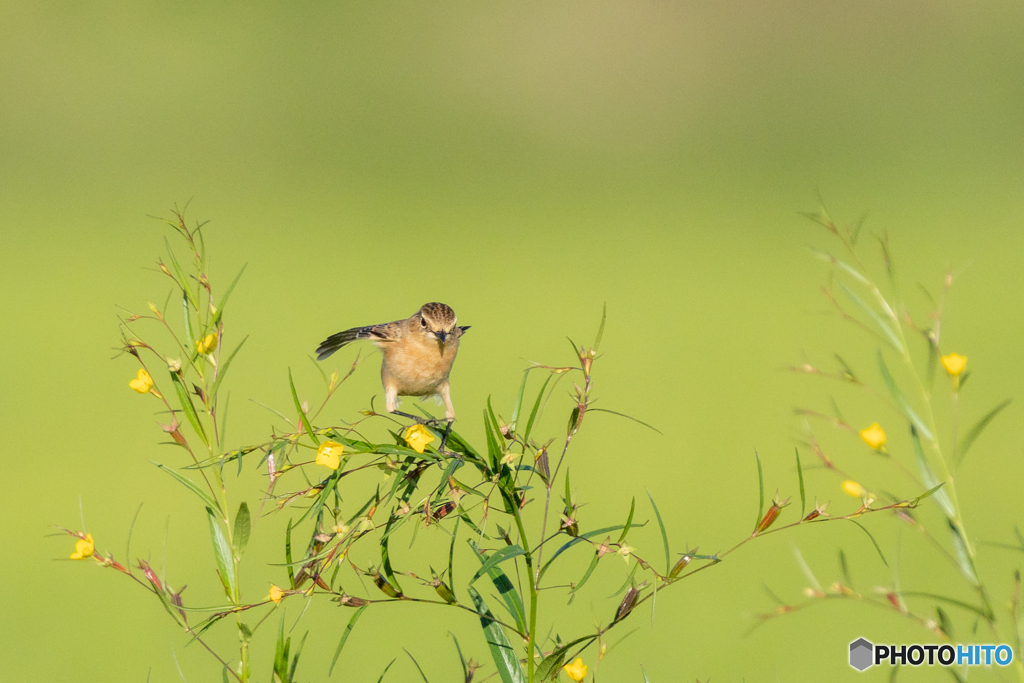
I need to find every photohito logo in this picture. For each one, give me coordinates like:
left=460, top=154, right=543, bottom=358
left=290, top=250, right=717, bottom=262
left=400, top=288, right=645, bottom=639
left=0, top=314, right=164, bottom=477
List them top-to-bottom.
left=849, top=638, right=1014, bottom=671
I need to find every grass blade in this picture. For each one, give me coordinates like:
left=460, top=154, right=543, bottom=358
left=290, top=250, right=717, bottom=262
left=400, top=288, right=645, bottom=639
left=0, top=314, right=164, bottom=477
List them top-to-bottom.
left=839, top=281, right=904, bottom=354
left=211, top=336, right=248, bottom=397
left=877, top=351, right=933, bottom=442
left=288, top=369, right=318, bottom=445
left=170, top=370, right=208, bottom=446
left=523, top=374, right=553, bottom=443
left=956, top=398, right=1012, bottom=467
left=910, top=426, right=955, bottom=518
left=795, top=448, right=805, bottom=519
left=754, top=451, right=765, bottom=534
left=152, top=461, right=219, bottom=514
left=645, top=489, right=671, bottom=575
left=617, top=497, right=636, bottom=543
left=232, top=501, right=250, bottom=559
left=206, top=507, right=237, bottom=601
left=848, top=519, right=887, bottom=567
left=469, top=540, right=527, bottom=634
left=470, top=544, right=525, bottom=585
left=468, top=586, right=527, bottom=683
left=329, top=603, right=367, bottom=674
left=404, top=649, right=430, bottom=683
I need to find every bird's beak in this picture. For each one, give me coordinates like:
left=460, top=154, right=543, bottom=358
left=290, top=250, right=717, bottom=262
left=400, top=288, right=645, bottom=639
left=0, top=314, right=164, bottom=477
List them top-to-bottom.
left=435, top=331, right=448, bottom=352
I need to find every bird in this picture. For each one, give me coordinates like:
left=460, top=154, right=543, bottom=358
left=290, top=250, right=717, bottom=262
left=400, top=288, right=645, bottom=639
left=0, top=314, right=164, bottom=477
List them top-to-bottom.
left=316, top=302, right=469, bottom=424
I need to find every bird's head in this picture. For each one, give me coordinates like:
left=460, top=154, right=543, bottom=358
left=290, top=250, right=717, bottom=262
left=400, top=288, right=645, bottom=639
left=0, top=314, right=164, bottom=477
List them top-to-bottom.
left=417, top=302, right=458, bottom=347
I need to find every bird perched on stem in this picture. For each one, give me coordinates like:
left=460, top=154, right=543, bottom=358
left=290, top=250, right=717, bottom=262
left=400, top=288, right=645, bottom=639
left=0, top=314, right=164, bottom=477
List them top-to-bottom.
left=316, top=303, right=469, bottom=429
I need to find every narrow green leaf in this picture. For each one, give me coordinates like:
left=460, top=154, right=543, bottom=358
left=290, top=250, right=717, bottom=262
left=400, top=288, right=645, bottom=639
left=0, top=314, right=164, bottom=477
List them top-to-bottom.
left=808, top=247, right=871, bottom=286
left=211, top=264, right=247, bottom=327
left=839, top=281, right=904, bottom=353
left=181, top=290, right=195, bottom=341
left=594, top=302, right=607, bottom=351
left=211, top=336, right=248, bottom=397
left=878, top=351, right=933, bottom=442
left=288, top=369, right=319, bottom=445
left=509, top=370, right=531, bottom=433
left=170, top=371, right=209, bottom=446
left=523, top=374, right=553, bottom=444
left=956, top=399, right=1011, bottom=467
left=587, top=408, right=662, bottom=434
left=910, top=426, right=955, bottom=518
left=795, top=448, right=805, bottom=519
left=755, top=451, right=765, bottom=533
left=152, top=461, right=219, bottom=514
left=910, top=482, right=946, bottom=506
left=645, top=489, right=671, bottom=575
left=617, top=497, right=636, bottom=543
left=232, top=501, right=251, bottom=558
left=206, top=507, right=237, bottom=601
left=448, top=517, right=460, bottom=591
left=848, top=519, right=888, bottom=567
left=947, top=519, right=979, bottom=586
left=285, top=520, right=295, bottom=587
left=538, top=524, right=639, bottom=581
left=380, top=532, right=404, bottom=596
left=469, top=540, right=527, bottom=634
left=470, top=544, right=525, bottom=585
left=838, top=549, right=852, bottom=588
left=569, top=551, right=601, bottom=594
left=468, top=586, right=527, bottom=683
left=899, top=591, right=990, bottom=619
left=329, top=605, right=367, bottom=675
left=450, top=633, right=469, bottom=683
left=535, top=635, right=595, bottom=682
left=404, top=649, right=431, bottom=683
left=376, top=659, right=397, bottom=683
left=641, top=665, right=652, bottom=683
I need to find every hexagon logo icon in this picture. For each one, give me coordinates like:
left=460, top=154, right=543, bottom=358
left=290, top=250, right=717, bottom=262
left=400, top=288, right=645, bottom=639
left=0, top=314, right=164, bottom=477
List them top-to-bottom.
left=849, top=638, right=874, bottom=671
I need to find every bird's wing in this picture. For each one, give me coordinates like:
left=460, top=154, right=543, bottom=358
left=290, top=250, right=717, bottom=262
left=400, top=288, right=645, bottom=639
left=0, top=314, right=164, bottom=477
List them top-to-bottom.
left=316, top=320, right=402, bottom=360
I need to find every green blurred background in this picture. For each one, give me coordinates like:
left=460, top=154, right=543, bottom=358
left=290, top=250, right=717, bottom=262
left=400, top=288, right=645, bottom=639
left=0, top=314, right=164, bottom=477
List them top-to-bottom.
left=3, top=2, right=1024, bottom=681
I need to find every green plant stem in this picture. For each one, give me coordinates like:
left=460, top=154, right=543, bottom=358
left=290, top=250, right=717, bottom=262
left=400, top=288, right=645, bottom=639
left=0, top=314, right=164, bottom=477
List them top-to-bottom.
left=511, top=501, right=538, bottom=682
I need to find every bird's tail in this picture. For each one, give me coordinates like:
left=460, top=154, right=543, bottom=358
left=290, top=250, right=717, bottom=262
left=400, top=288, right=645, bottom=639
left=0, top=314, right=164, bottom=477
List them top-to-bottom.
left=316, top=326, right=374, bottom=360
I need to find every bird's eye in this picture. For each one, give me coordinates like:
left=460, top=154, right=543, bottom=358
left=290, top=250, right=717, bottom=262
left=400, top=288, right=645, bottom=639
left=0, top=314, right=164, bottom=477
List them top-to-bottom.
left=420, top=318, right=427, bottom=327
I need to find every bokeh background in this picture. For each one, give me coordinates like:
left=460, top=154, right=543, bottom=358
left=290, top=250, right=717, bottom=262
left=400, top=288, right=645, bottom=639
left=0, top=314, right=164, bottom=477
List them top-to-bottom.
left=3, top=2, right=1024, bottom=681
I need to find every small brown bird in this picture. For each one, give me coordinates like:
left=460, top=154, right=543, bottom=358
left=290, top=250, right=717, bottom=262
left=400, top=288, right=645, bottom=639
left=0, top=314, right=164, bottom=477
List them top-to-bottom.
left=316, top=302, right=469, bottom=421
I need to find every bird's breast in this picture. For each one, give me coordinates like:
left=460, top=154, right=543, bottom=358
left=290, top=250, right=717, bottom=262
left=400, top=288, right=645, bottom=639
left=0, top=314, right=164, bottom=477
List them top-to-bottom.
left=382, top=335, right=459, bottom=396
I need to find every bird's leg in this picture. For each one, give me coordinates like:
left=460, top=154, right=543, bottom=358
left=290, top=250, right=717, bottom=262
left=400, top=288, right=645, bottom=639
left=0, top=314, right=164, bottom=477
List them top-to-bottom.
left=389, top=409, right=448, bottom=428
left=438, top=418, right=455, bottom=453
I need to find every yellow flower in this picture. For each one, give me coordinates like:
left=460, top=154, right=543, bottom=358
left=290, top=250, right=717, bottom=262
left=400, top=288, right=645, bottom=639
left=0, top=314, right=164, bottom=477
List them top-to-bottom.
left=196, top=332, right=218, bottom=355
left=941, top=353, right=967, bottom=377
left=129, top=369, right=154, bottom=394
left=859, top=423, right=886, bottom=450
left=403, top=424, right=436, bottom=454
left=315, top=440, right=345, bottom=470
left=842, top=480, right=867, bottom=498
left=70, top=533, right=95, bottom=560
left=268, top=584, right=285, bottom=604
left=563, top=657, right=588, bottom=682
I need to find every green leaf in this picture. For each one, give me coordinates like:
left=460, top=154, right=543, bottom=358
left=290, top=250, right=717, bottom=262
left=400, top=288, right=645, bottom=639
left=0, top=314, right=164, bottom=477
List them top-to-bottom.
left=808, top=247, right=871, bottom=286
left=211, top=264, right=247, bottom=327
left=839, top=281, right=904, bottom=354
left=594, top=302, right=607, bottom=351
left=211, top=335, right=248, bottom=398
left=878, top=351, right=933, bottom=442
left=288, top=368, right=319, bottom=445
left=170, top=370, right=209, bottom=446
left=509, top=370, right=532, bottom=433
left=523, top=374, right=553, bottom=444
left=956, top=399, right=1011, bottom=467
left=587, top=408, right=662, bottom=434
left=910, top=426, right=955, bottom=518
left=795, top=448, right=805, bottom=519
left=754, top=451, right=764, bottom=534
left=151, top=461, right=219, bottom=514
left=645, top=489, right=671, bottom=574
left=617, top=497, right=636, bottom=543
left=232, top=501, right=250, bottom=559
left=206, top=507, right=237, bottom=601
left=848, top=519, right=887, bottom=568
left=947, top=519, right=979, bottom=586
left=538, top=524, right=638, bottom=581
left=380, top=532, right=404, bottom=596
left=469, top=540, right=527, bottom=634
left=470, top=544, right=525, bottom=585
left=838, top=549, right=852, bottom=588
left=569, top=551, right=601, bottom=594
left=468, top=586, right=527, bottom=683
left=329, top=605, right=367, bottom=675
left=450, top=633, right=470, bottom=683
left=535, top=635, right=595, bottom=682
left=404, top=649, right=431, bottom=683
left=376, top=659, right=397, bottom=683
